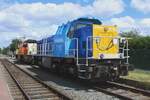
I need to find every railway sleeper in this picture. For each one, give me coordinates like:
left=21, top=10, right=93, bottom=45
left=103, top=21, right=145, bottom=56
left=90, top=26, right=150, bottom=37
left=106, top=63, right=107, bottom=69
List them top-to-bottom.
left=20, top=82, right=40, bottom=85
left=23, top=85, right=43, bottom=88
left=24, top=88, right=49, bottom=91
left=27, top=90, right=52, bottom=95
left=30, top=93, right=58, bottom=99
left=12, top=95, right=25, bottom=100
left=32, top=97, right=60, bottom=100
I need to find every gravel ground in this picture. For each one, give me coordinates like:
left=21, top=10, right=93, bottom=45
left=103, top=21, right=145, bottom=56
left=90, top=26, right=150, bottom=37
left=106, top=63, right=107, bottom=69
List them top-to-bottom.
left=8, top=58, right=119, bottom=100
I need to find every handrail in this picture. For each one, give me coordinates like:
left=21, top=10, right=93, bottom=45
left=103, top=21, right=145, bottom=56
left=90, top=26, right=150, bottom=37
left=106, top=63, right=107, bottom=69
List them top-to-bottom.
left=37, top=36, right=129, bottom=66
left=86, top=36, right=129, bottom=66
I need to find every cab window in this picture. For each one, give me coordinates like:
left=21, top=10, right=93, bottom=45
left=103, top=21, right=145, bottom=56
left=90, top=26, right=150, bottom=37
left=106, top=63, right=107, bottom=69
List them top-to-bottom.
left=67, top=23, right=90, bottom=38
left=76, top=24, right=88, bottom=30
left=67, top=25, right=75, bottom=38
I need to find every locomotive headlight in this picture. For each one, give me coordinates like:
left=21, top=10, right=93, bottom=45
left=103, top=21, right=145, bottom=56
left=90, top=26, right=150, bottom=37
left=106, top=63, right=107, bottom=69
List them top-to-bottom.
left=113, top=38, right=118, bottom=44
left=113, top=67, right=118, bottom=70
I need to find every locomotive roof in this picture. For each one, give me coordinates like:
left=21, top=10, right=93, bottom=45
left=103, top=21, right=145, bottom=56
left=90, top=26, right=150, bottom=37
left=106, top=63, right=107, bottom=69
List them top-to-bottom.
left=37, top=18, right=102, bottom=43
left=75, top=18, right=102, bottom=25
left=24, top=39, right=37, bottom=43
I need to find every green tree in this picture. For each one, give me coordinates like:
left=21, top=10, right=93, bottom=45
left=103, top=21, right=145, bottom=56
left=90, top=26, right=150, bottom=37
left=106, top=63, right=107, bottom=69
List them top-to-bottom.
left=120, top=29, right=140, bottom=38
left=120, top=30, right=150, bottom=49
left=121, top=30, right=150, bottom=69
left=9, top=39, right=21, bottom=53
left=2, top=47, right=9, bottom=55
left=0, top=48, right=2, bottom=54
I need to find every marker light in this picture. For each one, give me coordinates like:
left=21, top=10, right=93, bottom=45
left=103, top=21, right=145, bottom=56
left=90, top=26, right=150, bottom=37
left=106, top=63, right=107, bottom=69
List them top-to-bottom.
left=113, top=38, right=118, bottom=44
left=100, top=54, right=104, bottom=59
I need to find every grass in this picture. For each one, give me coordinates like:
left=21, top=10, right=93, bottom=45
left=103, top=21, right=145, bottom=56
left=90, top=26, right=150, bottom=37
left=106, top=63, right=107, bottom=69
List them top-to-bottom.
left=122, top=69, right=150, bottom=90
left=124, top=69, right=150, bottom=83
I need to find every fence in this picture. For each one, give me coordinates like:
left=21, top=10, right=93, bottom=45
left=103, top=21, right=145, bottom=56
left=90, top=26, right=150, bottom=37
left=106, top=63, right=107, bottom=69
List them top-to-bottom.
left=129, top=49, right=150, bottom=70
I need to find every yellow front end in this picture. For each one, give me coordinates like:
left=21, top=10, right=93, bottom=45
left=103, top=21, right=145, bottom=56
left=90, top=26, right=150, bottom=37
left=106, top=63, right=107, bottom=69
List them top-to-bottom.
left=93, top=24, right=120, bottom=59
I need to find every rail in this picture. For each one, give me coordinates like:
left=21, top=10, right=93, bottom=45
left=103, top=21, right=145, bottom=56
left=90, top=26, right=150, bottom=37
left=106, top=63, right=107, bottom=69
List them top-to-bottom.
left=1, top=59, right=71, bottom=100
left=1, top=59, right=31, bottom=100
left=94, top=81, right=150, bottom=100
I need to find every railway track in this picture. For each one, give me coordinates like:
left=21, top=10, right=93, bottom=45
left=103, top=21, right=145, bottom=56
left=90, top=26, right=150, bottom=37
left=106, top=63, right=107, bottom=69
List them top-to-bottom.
left=1, top=58, right=150, bottom=100
left=0, top=59, right=71, bottom=100
left=0, top=61, right=26, bottom=100
left=117, top=78, right=150, bottom=90
left=94, top=81, right=150, bottom=100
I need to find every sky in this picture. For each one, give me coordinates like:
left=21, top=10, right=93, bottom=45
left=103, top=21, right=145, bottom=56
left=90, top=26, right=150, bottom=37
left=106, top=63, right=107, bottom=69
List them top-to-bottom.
left=0, top=0, right=150, bottom=48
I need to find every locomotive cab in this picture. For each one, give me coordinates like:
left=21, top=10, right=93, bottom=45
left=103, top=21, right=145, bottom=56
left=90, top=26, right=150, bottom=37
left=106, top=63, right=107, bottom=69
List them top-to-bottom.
left=67, top=18, right=129, bottom=81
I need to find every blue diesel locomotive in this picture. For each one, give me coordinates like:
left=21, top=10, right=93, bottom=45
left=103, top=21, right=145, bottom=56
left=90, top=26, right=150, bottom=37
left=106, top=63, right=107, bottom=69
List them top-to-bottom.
left=16, top=18, right=129, bottom=81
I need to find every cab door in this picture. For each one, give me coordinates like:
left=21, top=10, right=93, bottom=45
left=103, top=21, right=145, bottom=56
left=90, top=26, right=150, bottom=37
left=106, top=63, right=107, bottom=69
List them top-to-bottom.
left=76, top=24, right=92, bottom=58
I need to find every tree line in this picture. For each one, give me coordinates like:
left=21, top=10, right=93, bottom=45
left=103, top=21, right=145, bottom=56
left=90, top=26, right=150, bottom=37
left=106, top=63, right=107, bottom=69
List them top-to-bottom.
left=120, top=30, right=150, bottom=49
left=121, top=30, right=150, bottom=70
left=0, top=39, right=21, bottom=55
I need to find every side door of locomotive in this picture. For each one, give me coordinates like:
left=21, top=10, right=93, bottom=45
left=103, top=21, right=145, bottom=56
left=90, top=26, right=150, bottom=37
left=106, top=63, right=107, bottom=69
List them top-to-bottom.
left=67, top=22, right=92, bottom=60
left=75, top=23, right=93, bottom=58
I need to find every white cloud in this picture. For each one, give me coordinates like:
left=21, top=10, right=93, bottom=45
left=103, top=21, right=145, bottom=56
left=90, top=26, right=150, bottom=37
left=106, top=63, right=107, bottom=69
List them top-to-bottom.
left=0, top=0, right=125, bottom=47
left=92, top=0, right=124, bottom=16
left=131, top=0, right=150, bottom=13
left=0, top=12, right=29, bottom=32
left=109, top=16, right=150, bottom=35
left=110, top=16, right=135, bottom=28
left=139, top=18, right=150, bottom=35
left=140, top=18, right=150, bottom=27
